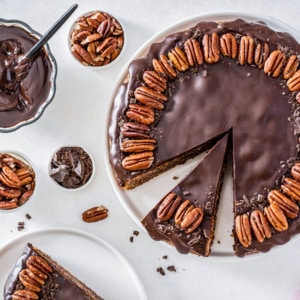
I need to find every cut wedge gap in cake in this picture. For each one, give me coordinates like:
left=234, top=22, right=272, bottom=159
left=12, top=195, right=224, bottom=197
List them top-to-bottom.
left=142, top=132, right=230, bottom=256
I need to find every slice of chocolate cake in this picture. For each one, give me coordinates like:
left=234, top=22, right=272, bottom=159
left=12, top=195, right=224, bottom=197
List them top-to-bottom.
left=142, top=133, right=229, bottom=256
left=4, top=243, right=103, bottom=300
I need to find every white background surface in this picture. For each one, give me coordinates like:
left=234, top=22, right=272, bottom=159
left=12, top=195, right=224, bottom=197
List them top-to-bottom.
left=0, top=1, right=300, bottom=300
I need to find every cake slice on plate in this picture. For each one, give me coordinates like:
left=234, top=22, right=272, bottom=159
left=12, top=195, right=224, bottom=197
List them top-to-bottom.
left=142, top=133, right=229, bottom=256
left=4, top=243, right=103, bottom=300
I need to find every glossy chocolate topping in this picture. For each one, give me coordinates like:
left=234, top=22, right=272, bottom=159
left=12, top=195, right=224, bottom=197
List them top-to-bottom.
left=108, top=18, right=300, bottom=256
left=0, top=25, right=53, bottom=128
left=142, top=134, right=229, bottom=256
left=4, top=243, right=103, bottom=300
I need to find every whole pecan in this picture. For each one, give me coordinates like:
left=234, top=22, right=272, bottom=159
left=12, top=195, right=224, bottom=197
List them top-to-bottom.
left=202, top=32, right=220, bottom=63
left=220, top=33, right=238, bottom=59
left=238, top=35, right=255, bottom=65
left=184, top=38, right=203, bottom=66
left=254, top=42, right=270, bottom=68
left=168, top=47, right=189, bottom=72
left=264, top=49, right=286, bottom=77
left=152, top=54, right=177, bottom=79
left=283, top=54, right=299, bottom=79
left=287, top=69, right=300, bottom=92
left=143, top=70, right=167, bottom=92
left=134, top=86, right=168, bottom=110
left=126, top=103, right=155, bottom=125
left=121, top=122, right=150, bottom=139
left=121, top=139, right=156, bottom=153
left=121, top=151, right=154, bottom=171
left=291, top=162, right=300, bottom=181
left=281, top=177, right=300, bottom=201
left=267, top=189, right=299, bottom=219
left=156, top=192, right=182, bottom=221
left=174, top=199, right=194, bottom=225
left=264, top=202, right=288, bottom=232
left=82, top=205, right=108, bottom=222
left=180, top=207, right=204, bottom=233
left=250, top=210, right=272, bottom=243
left=235, top=213, right=252, bottom=248
left=12, top=289, right=39, bottom=300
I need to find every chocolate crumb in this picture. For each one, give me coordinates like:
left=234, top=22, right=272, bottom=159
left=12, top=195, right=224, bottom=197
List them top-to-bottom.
left=173, top=176, right=179, bottom=180
left=25, top=213, right=32, bottom=220
left=17, top=221, right=25, bottom=231
left=133, top=230, right=139, bottom=236
left=130, top=236, right=134, bottom=243
left=162, top=255, right=168, bottom=259
left=167, top=265, right=176, bottom=272
left=157, top=267, right=165, bottom=276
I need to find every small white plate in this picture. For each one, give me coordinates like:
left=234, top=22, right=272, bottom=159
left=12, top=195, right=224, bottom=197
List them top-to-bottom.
left=0, top=227, right=147, bottom=300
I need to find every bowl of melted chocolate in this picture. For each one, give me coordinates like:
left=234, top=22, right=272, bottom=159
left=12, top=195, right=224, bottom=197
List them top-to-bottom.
left=0, top=18, right=57, bottom=132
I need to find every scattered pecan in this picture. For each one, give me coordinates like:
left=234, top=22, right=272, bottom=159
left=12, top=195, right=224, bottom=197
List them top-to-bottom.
left=202, top=32, right=220, bottom=63
left=220, top=33, right=238, bottom=59
left=238, top=35, right=255, bottom=65
left=184, top=38, right=203, bottom=66
left=254, top=42, right=269, bottom=68
left=168, top=47, right=189, bottom=72
left=264, top=49, right=286, bottom=77
left=152, top=54, right=177, bottom=78
left=283, top=54, right=299, bottom=79
left=287, top=69, right=300, bottom=92
left=143, top=70, right=167, bottom=92
left=134, top=86, right=168, bottom=110
left=126, top=103, right=155, bottom=125
left=121, top=122, right=150, bottom=139
left=121, top=138, right=156, bottom=153
left=121, top=151, right=154, bottom=171
left=291, top=162, right=300, bottom=181
left=281, top=177, right=300, bottom=201
left=267, top=189, right=299, bottom=219
left=156, top=192, right=182, bottom=221
left=174, top=199, right=194, bottom=225
left=264, top=202, right=288, bottom=232
left=82, top=205, right=109, bottom=222
left=180, top=207, right=204, bottom=233
left=250, top=210, right=272, bottom=243
left=235, top=214, right=252, bottom=248
left=12, top=289, right=39, bottom=300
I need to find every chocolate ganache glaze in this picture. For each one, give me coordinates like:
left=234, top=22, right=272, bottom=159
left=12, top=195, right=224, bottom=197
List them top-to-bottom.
left=108, top=18, right=300, bottom=256
left=0, top=24, right=53, bottom=129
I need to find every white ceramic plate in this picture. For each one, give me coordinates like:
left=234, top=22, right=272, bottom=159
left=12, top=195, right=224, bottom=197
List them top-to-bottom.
left=105, top=13, right=300, bottom=259
left=0, top=228, right=147, bottom=300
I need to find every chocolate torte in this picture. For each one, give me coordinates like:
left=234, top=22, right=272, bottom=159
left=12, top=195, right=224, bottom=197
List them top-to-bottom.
left=108, top=18, right=300, bottom=256
left=142, top=133, right=229, bottom=256
left=4, top=243, right=103, bottom=300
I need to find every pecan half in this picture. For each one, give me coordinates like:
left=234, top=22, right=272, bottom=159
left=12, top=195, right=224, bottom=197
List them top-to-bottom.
left=97, top=18, right=112, bottom=37
left=202, top=32, right=220, bottom=63
left=220, top=33, right=238, bottom=59
left=238, top=35, right=255, bottom=65
left=184, top=38, right=203, bottom=66
left=254, top=42, right=270, bottom=69
left=72, top=44, right=94, bottom=65
left=168, top=47, right=189, bottom=72
left=264, top=50, right=286, bottom=77
left=152, top=54, right=177, bottom=79
left=283, top=54, right=299, bottom=79
left=287, top=69, right=300, bottom=92
left=143, top=70, right=167, bottom=92
left=134, top=86, right=167, bottom=110
left=126, top=103, right=155, bottom=125
left=121, top=122, right=150, bottom=139
left=121, top=139, right=156, bottom=153
left=121, top=151, right=154, bottom=171
left=291, top=162, right=300, bottom=181
left=0, top=166, right=21, bottom=188
left=281, top=177, right=300, bottom=201
left=0, top=187, right=21, bottom=199
left=267, top=189, right=299, bottom=219
left=156, top=192, right=182, bottom=221
left=0, top=199, right=18, bottom=209
left=174, top=199, right=194, bottom=225
left=264, top=203, right=288, bottom=232
left=82, top=205, right=108, bottom=222
left=180, top=207, right=204, bottom=233
left=250, top=210, right=272, bottom=243
left=235, top=214, right=252, bottom=248
left=26, top=255, right=53, bottom=275
left=19, top=269, right=41, bottom=292
left=12, top=290, right=39, bottom=300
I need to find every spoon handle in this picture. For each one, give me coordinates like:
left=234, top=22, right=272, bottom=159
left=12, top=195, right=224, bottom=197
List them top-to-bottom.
left=24, top=3, right=78, bottom=60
